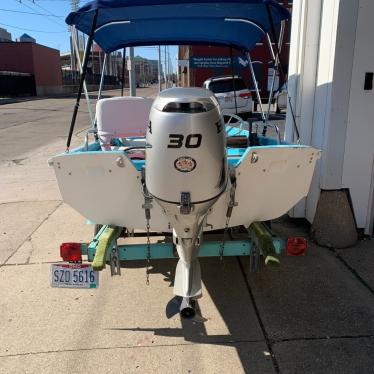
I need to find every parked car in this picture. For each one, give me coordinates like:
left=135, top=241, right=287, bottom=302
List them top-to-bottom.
left=203, top=76, right=253, bottom=119
left=274, top=83, right=288, bottom=113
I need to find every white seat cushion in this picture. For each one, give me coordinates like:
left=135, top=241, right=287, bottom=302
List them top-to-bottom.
left=96, top=96, right=153, bottom=150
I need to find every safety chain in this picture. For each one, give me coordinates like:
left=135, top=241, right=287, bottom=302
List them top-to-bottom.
left=141, top=169, right=153, bottom=285
left=219, top=177, right=237, bottom=260
left=145, top=206, right=151, bottom=285
left=220, top=217, right=230, bottom=261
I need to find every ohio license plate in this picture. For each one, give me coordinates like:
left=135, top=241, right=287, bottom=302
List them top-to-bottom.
left=51, top=264, right=99, bottom=289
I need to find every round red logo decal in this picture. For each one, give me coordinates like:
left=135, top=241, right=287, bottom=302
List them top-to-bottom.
left=174, top=156, right=196, bottom=173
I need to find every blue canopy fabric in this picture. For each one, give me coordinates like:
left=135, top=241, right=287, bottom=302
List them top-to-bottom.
left=66, top=0, right=290, bottom=53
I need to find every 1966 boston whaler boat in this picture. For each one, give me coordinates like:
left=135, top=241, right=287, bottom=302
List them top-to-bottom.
left=49, top=0, right=319, bottom=318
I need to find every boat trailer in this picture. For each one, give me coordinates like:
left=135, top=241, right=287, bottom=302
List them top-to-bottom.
left=72, top=222, right=292, bottom=276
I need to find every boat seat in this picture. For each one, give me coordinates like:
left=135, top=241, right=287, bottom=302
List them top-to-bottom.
left=96, top=96, right=153, bottom=151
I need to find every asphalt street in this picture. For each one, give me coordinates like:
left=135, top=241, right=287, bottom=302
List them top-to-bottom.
left=1, top=86, right=374, bottom=373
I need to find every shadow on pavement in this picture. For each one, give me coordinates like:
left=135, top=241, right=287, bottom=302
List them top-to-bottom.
left=103, top=216, right=374, bottom=372
left=107, top=257, right=269, bottom=372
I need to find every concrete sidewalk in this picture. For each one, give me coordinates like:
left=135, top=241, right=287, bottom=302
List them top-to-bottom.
left=1, top=91, right=374, bottom=373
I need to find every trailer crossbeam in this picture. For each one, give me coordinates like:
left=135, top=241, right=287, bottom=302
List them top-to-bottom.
left=80, top=225, right=285, bottom=263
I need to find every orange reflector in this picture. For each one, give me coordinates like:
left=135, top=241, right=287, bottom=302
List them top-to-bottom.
left=286, top=237, right=308, bottom=256
left=60, top=243, right=82, bottom=262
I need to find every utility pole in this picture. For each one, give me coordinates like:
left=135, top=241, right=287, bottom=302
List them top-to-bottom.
left=70, top=0, right=80, bottom=80
left=69, top=34, right=74, bottom=81
left=91, top=42, right=95, bottom=76
left=158, top=46, right=162, bottom=92
left=164, top=46, right=168, bottom=88
left=168, top=46, right=172, bottom=86
left=129, top=47, right=136, bottom=96
left=121, top=48, right=126, bottom=96
left=98, top=49, right=102, bottom=76
left=105, top=53, right=109, bottom=75
left=176, top=53, right=178, bottom=87
left=140, top=60, right=143, bottom=87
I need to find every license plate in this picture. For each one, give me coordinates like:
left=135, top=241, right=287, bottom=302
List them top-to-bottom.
left=224, top=96, right=233, bottom=102
left=51, top=264, right=99, bottom=289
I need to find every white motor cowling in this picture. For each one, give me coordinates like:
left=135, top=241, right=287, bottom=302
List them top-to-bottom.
left=146, top=87, right=228, bottom=300
left=146, top=88, right=227, bottom=204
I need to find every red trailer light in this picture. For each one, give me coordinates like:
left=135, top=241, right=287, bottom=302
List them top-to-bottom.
left=286, top=237, right=308, bottom=256
left=60, top=243, right=82, bottom=262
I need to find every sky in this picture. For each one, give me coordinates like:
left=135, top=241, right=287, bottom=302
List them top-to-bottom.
left=0, top=0, right=177, bottom=71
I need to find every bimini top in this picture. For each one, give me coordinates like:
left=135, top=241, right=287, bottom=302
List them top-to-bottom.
left=66, top=0, right=290, bottom=53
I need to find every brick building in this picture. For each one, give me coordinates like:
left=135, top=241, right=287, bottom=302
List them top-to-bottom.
left=0, top=42, right=63, bottom=96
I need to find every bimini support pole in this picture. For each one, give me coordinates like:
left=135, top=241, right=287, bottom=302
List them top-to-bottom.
left=265, top=3, right=300, bottom=143
left=66, top=10, right=98, bottom=151
left=264, top=20, right=285, bottom=135
left=71, top=26, right=95, bottom=129
left=230, top=47, right=238, bottom=115
left=84, top=51, right=107, bottom=149
left=247, top=52, right=266, bottom=123
left=247, top=52, right=281, bottom=143
left=84, top=53, right=106, bottom=149
left=97, top=53, right=107, bottom=102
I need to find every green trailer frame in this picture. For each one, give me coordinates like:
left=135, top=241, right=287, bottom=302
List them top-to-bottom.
left=80, top=223, right=285, bottom=272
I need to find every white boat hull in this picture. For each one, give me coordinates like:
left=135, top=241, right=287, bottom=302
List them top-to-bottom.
left=50, top=145, right=320, bottom=232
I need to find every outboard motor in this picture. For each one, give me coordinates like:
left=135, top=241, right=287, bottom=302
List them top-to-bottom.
left=146, top=88, right=227, bottom=311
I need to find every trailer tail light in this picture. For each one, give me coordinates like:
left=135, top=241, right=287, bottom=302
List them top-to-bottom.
left=239, top=91, right=252, bottom=99
left=286, top=237, right=308, bottom=256
left=60, top=243, right=82, bottom=262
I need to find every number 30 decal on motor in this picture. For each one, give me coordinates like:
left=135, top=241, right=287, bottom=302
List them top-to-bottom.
left=167, top=134, right=202, bottom=148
